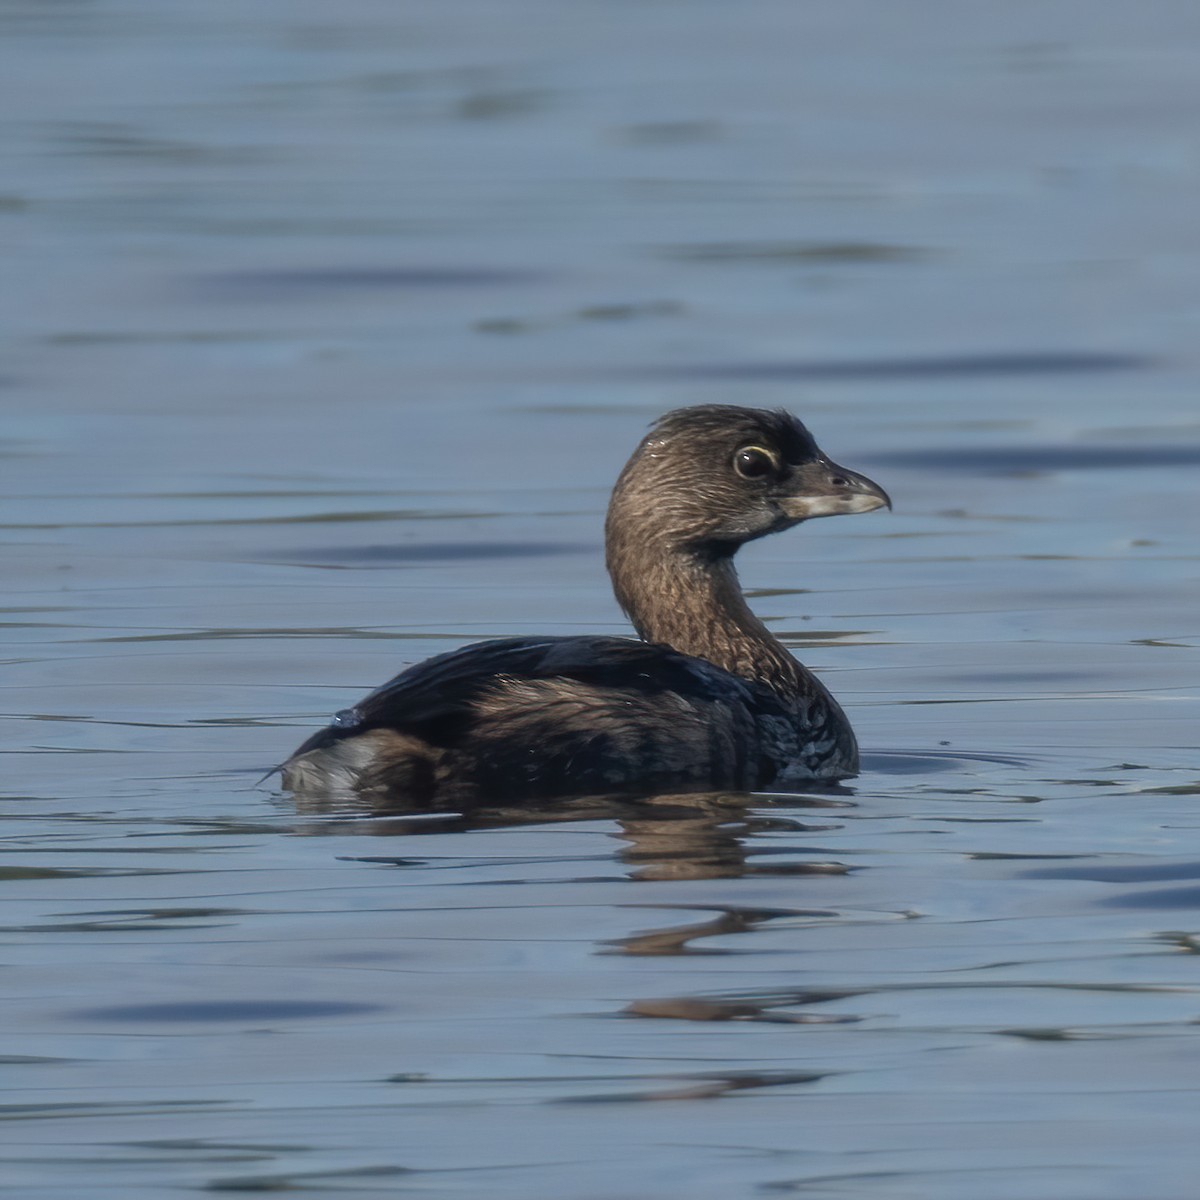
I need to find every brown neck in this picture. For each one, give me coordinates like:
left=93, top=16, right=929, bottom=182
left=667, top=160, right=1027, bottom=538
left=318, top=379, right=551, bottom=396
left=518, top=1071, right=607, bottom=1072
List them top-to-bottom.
left=606, top=538, right=804, bottom=695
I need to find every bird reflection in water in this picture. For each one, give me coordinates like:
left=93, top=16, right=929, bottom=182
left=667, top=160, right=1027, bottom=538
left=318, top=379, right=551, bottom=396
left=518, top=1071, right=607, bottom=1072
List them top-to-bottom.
left=289, top=787, right=854, bottom=884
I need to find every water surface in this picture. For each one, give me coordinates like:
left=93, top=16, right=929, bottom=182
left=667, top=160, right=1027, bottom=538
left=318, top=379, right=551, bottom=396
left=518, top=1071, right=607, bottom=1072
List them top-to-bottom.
left=3, top=3, right=1200, bottom=1198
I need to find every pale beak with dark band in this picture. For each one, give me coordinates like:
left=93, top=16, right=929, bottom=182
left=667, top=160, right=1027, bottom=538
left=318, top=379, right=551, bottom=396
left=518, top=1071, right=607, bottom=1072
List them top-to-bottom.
left=780, top=460, right=892, bottom=520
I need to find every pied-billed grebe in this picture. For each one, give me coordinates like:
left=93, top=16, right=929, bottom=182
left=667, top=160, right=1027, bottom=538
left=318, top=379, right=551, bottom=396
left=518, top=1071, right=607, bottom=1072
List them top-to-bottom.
left=281, top=405, right=889, bottom=803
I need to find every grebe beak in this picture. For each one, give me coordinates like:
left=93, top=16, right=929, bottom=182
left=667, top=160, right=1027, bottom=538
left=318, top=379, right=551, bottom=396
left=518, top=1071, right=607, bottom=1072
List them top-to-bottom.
left=780, top=461, right=891, bottom=519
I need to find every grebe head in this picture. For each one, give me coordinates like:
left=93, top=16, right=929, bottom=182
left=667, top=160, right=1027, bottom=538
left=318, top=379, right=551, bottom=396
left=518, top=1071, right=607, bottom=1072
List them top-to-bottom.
left=607, top=405, right=890, bottom=557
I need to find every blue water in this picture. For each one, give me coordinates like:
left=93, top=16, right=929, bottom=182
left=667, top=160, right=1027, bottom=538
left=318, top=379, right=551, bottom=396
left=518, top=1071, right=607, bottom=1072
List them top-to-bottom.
left=3, top=3, right=1200, bottom=1197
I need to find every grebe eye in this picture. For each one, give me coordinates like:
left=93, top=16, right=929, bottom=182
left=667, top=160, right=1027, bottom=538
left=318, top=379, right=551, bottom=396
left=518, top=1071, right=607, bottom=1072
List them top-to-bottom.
left=733, top=445, right=780, bottom=479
